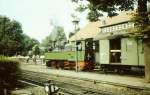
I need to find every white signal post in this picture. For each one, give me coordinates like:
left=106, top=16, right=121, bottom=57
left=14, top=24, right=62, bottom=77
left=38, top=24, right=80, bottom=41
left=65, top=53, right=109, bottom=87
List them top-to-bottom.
left=72, top=17, right=80, bottom=72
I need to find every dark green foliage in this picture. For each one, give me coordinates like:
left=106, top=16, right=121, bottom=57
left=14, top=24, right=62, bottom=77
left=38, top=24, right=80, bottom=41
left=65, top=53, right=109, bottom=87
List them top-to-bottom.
left=73, top=0, right=135, bottom=21
left=73, top=0, right=150, bottom=32
left=75, top=4, right=87, bottom=12
left=87, top=9, right=102, bottom=21
left=131, top=13, right=150, bottom=33
left=0, top=16, right=23, bottom=56
left=0, top=16, right=39, bottom=56
left=0, top=16, right=24, bottom=56
left=22, top=34, right=40, bottom=56
left=41, top=36, right=51, bottom=48
left=32, top=45, right=41, bottom=56
left=0, top=56, right=21, bottom=94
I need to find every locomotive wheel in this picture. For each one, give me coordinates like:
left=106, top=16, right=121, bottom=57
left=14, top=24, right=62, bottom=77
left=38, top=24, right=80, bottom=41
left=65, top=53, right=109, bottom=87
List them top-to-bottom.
left=46, top=61, right=52, bottom=67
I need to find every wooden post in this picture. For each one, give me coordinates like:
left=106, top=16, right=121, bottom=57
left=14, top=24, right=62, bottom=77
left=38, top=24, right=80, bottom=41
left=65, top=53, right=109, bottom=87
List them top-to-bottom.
left=144, top=38, right=150, bottom=82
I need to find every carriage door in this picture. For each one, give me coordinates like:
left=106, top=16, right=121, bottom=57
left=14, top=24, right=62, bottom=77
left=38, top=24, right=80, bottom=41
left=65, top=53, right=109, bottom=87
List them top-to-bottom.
left=85, top=38, right=95, bottom=68
left=110, top=38, right=121, bottom=64
left=121, top=38, right=138, bottom=65
left=99, top=40, right=109, bottom=64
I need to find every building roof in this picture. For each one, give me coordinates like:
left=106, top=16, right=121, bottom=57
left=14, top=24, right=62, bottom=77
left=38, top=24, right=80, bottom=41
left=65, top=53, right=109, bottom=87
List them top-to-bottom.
left=69, top=11, right=134, bottom=41
left=94, top=11, right=135, bottom=40
left=100, top=11, right=133, bottom=27
left=69, top=21, right=101, bottom=41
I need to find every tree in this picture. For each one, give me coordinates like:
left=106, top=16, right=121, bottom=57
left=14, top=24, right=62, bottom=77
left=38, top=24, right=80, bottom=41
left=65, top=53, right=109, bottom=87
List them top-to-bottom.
left=72, top=0, right=150, bottom=82
left=72, top=0, right=135, bottom=21
left=0, top=15, right=40, bottom=56
left=0, top=16, right=24, bottom=56
left=41, top=25, right=67, bottom=51
left=55, top=26, right=67, bottom=49
left=22, top=34, right=40, bottom=55
left=41, top=36, right=52, bottom=52
left=41, top=36, right=52, bottom=48
left=32, top=45, right=41, bottom=56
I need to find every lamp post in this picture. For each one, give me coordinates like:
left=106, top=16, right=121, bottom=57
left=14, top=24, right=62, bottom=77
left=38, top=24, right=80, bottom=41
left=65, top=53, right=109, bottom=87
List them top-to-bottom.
left=72, top=17, right=79, bottom=72
left=44, top=80, right=59, bottom=95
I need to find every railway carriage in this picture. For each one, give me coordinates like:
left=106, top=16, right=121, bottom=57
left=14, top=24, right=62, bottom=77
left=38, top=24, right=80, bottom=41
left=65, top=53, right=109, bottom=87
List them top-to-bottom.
left=97, top=38, right=145, bottom=73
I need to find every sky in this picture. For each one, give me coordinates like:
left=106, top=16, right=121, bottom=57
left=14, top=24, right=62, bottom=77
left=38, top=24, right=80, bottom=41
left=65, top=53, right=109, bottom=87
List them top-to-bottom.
left=0, top=0, right=88, bottom=42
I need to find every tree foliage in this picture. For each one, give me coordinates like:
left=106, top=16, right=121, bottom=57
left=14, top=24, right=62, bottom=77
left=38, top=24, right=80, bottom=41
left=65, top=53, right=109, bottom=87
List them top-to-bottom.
left=73, top=0, right=136, bottom=21
left=0, top=16, right=39, bottom=56
left=0, top=16, right=24, bottom=56
left=41, top=26, right=67, bottom=51
left=22, top=34, right=40, bottom=56
left=41, top=36, right=51, bottom=48
left=32, top=45, right=41, bottom=56
left=0, top=56, right=21, bottom=95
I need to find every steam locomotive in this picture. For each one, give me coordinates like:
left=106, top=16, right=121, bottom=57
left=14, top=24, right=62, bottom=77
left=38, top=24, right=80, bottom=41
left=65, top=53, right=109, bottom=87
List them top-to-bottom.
left=45, top=39, right=96, bottom=71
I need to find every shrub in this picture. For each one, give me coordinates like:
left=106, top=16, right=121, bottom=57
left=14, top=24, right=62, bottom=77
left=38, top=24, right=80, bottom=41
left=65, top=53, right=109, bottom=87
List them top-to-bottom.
left=0, top=55, right=21, bottom=95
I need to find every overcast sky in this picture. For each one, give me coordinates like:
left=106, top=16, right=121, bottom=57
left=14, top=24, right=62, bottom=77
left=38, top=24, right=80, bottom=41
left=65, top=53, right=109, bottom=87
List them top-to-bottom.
left=0, top=0, right=88, bottom=42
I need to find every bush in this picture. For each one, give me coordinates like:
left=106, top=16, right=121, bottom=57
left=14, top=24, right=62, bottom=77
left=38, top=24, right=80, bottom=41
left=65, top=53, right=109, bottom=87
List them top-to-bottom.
left=0, top=55, right=21, bottom=95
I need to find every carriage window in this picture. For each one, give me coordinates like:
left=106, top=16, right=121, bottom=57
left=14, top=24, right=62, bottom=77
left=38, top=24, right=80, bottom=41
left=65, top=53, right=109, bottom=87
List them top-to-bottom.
left=76, top=41, right=82, bottom=51
left=93, top=41, right=99, bottom=52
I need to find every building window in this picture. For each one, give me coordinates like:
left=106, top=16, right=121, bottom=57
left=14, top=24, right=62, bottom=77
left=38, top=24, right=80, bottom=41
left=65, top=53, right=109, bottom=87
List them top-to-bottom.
left=101, top=22, right=133, bottom=33
left=128, top=22, right=134, bottom=28
left=123, top=23, right=128, bottom=29
left=131, top=23, right=134, bottom=27
left=118, top=24, right=122, bottom=30
left=122, top=24, right=125, bottom=29
left=114, top=25, right=117, bottom=31
left=116, top=25, right=119, bottom=30
left=112, top=26, right=114, bottom=32
left=105, top=27, right=108, bottom=32
left=107, top=27, right=109, bottom=32
left=109, top=27, right=112, bottom=32
left=102, top=28, right=104, bottom=32
left=104, top=28, right=106, bottom=32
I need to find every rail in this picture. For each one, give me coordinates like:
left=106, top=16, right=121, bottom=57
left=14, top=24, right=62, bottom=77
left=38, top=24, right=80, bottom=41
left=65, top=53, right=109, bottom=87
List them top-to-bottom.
left=21, top=70, right=114, bottom=95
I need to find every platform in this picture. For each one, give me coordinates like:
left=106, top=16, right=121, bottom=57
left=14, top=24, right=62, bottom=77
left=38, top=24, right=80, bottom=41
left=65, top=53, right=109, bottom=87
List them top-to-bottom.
left=20, top=63, right=150, bottom=91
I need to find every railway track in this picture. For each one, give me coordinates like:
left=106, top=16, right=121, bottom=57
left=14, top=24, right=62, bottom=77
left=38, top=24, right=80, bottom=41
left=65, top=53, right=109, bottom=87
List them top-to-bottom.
left=21, top=70, right=114, bottom=95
